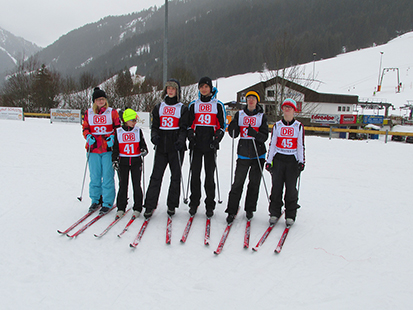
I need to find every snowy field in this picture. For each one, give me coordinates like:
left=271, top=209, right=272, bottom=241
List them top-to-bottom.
left=0, top=118, right=412, bottom=309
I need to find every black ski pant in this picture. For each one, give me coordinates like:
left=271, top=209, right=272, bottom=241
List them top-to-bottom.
left=144, top=149, right=184, bottom=212
left=189, top=149, right=216, bottom=212
left=268, top=154, right=300, bottom=220
left=225, top=158, right=265, bottom=215
left=116, top=162, right=143, bottom=212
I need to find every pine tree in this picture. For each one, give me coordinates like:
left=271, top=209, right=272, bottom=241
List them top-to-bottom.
left=32, top=64, right=60, bottom=112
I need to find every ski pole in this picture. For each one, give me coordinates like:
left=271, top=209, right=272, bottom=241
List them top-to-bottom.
left=230, top=129, right=235, bottom=186
left=252, top=139, right=270, bottom=203
left=77, top=144, right=91, bottom=201
left=183, top=149, right=193, bottom=204
left=177, top=150, right=187, bottom=201
left=214, top=150, right=223, bottom=204
left=142, top=156, right=146, bottom=198
left=297, top=173, right=301, bottom=200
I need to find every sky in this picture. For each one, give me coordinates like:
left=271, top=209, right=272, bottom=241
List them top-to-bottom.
left=0, top=0, right=166, bottom=47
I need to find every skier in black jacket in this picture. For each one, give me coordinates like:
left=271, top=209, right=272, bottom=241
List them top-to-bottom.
left=187, top=77, right=226, bottom=218
left=143, top=79, right=188, bottom=218
left=225, top=90, right=269, bottom=223
left=112, top=108, right=148, bottom=219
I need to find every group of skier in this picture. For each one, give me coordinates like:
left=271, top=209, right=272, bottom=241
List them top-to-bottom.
left=81, top=76, right=305, bottom=228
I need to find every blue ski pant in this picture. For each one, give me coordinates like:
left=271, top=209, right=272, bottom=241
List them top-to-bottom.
left=88, top=152, right=115, bottom=207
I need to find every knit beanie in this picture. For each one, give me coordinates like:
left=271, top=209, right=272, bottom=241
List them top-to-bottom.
left=198, top=76, right=213, bottom=91
left=92, top=87, right=107, bottom=102
left=245, top=90, right=260, bottom=103
left=281, top=98, right=298, bottom=111
left=123, top=108, right=137, bottom=122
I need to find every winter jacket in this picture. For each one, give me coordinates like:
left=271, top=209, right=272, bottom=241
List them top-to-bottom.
left=188, top=87, right=226, bottom=153
left=151, top=96, right=189, bottom=153
left=228, top=104, right=268, bottom=159
left=82, top=107, right=121, bottom=154
left=112, top=124, right=148, bottom=166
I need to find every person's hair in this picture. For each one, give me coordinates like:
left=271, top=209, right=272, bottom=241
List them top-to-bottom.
left=92, top=98, right=109, bottom=114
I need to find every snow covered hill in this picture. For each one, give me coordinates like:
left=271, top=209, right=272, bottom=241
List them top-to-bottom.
left=217, top=31, right=413, bottom=116
left=1, top=118, right=411, bottom=309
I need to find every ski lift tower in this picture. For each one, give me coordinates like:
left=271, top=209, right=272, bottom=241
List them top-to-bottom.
left=378, top=67, right=401, bottom=93
left=401, top=101, right=413, bottom=119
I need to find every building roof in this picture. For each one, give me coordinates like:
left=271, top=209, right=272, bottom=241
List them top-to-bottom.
left=237, top=76, right=359, bottom=104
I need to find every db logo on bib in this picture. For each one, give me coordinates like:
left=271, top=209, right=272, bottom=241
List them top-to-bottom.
left=199, top=104, right=212, bottom=112
left=163, top=107, right=176, bottom=115
left=93, top=115, right=107, bottom=124
left=243, top=117, right=256, bottom=126
left=281, top=127, right=294, bottom=136
left=122, top=133, right=135, bottom=141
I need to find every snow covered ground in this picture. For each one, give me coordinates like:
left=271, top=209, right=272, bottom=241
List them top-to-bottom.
left=1, top=118, right=412, bottom=309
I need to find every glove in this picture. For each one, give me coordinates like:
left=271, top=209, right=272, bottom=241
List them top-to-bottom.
left=247, top=124, right=258, bottom=137
left=187, top=129, right=195, bottom=143
left=210, top=129, right=224, bottom=149
left=214, top=129, right=224, bottom=143
left=86, top=134, right=96, bottom=145
left=106, top=135, right=115, bottom=148
left=151, top=135, right=160, bottom=146
left=210, top=139, right=219, bottom=150
left=174, top=140, right=185, bottom=151
left=189, top=140, right=196, bottom=150
left=140, top=148, right=148, bottom=157
left=112, top=161, right=119, bottom=171
left=298, top=162, right=305, bottom=172
left=265, top=163, right=273, bottom=174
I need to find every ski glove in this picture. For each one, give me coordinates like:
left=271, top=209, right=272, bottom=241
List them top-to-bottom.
left=247, top=124, right=258, bottom=137
left=187, top=129, right=195, bottom=143
left=210, top=129, right=224, bottom=149
left=214, top=129, right=225, bottom=143
left=86, top=134, right=96, bottom=145
left=106, top=135, right=115, bottom=148
left=151, top=135, right=160, bottom=146
left=210, top=139, right=219, bottom=150
left=174, top=140, right=185, bottom=151
left=140, top=148, right=148, bottom=157
left=112, top=161, right=119, bottom=171
left=298, top=162, right=305, bottom=172
left=265, top=163, right=273, bottom=174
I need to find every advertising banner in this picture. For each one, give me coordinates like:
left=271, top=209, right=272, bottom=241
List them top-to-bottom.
left=0, top=107, right=24, bottom=120
left=50, top=109, right=81, bottom=124
left=310, top=114, right=340, bottom=124
left=340, top=114, right=357, bottom=124
left=363, top=115, right=384, bottom=124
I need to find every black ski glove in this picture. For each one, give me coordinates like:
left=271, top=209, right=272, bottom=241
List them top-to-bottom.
left=247, top=124, right=258, bottom=137
left=187, top=129, right=195, bottom=143
left=214, top=129, right=224, bottom=143
left=151, top=135, right=160, bottom=146
left=174, top=140, right=185, bottom=151
left=298, top=162, right=305, bottom=172
left=265, top=163, right=273, bottom=174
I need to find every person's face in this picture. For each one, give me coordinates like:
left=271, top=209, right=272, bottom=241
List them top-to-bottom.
left=199, top=84, right=211, bottom=96
left=167, top=86, right=177, bottom=98
left=246, top=95, right=257, bottom=110
left=95, top=97, right=106, bottom=108
left=282, top=105, right=295, bottom=119
left=126, top=119, right=137, bottom=127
